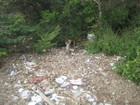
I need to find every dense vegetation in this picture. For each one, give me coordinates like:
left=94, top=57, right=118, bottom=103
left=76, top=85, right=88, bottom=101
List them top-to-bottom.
left=0, top=0, right=140, bottom=85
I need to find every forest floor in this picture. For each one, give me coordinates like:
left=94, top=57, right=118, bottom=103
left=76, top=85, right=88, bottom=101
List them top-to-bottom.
left=0, top=48, right=140, bottom=105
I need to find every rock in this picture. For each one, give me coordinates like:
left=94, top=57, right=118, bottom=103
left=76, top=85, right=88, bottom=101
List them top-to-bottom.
left=104, top=79, right=111, bottom=85
left=125, top=99, right=129, bottom=105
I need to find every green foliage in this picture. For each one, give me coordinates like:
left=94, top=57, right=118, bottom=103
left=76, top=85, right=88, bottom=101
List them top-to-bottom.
left=102, top=0, right=138, bottom=32
left=130, top=13, right=140, bottom=27
left=0, top=14, right=36, bottom=54
left=33, top=25, right=61, bottom=53
left=85, top=25, right=140, bottom=85
left=85, top=26, right=140, bottom=59
left=116, top=47, right=140, bottom=85
left=0, top=48, right=7, bottom=56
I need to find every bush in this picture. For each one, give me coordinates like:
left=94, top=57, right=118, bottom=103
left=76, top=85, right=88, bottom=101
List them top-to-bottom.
left=102, top=0, right=138, bottom=33
left=33, top=25, right=61, bottom=53
left=85, top=26, right=140, bottom=59
left=85, top=26, right=140, bottom=85
left=116, top=47, right=140, bottom=85
left=0, top=48, right=7, bottom=56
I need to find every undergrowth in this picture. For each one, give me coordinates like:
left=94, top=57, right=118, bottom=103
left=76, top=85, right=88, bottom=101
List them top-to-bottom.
left=85, top=26, right=140, bottom=85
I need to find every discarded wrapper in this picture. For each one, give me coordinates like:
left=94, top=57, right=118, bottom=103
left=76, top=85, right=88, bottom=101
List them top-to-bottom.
left=55, top=76, right=67, bottom=84
left=30, top=77, right=46, bottom=82
left=70, top=78, right=83, bottom=85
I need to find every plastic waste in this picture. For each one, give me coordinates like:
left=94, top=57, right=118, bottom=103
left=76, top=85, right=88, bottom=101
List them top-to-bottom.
left=10, top=71, right=16, bottom=76
left=55, top=76, right=67, bottom=84
left=30, top=77, right=46, bottom=82
left=70, top=78, right=83, bottom=85
left=61, top=82, right=70, bottom=87
left=72, top=86, right=78, bottom=90
left=44, top=87, right=54, bottom=95
left=18, top=88, right=24, bottom=93
left=20, top=90, right=31, bottom=100
left=50, top=93, right=64, bottom=102
left=31, top=94, right=42, bottom=103
left=28, top=102, right=36, bottom=105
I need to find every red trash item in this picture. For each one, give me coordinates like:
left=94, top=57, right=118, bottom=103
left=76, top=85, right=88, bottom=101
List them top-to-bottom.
left=30, top=77, right=46, bottom=82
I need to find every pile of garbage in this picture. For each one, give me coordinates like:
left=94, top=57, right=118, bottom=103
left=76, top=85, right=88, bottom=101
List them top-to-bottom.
left=0, top=49, right=125, bottom=105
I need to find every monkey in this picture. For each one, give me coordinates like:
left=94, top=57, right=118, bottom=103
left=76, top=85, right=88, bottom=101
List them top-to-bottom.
left=65, top=39, right=74, bottom=54
left=65, top=39, right=72, bottom=53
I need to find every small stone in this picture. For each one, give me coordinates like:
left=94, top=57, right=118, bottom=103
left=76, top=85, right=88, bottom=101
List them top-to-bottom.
left=104, top=80, right=111, bottom=85
left=112, top=92, right=115, bottom=95
left=125, top=99, right=129, bottom=105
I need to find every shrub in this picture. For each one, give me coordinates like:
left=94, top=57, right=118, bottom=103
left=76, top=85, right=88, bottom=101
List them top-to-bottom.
left=0, top=13, right=37, bottom=55
left=33, top=25, right=61, bottom=53
left=85, top=25, right=140, bottom=85
left=85, top=26, right=140, bottom=59
left=84, top=40, right=101, bottom=54
left=115, top=47, right=140, bottom=85
left=0, top=48, right=7, bottom=56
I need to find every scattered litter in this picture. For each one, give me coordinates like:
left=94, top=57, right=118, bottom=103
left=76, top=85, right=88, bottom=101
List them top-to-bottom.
left=87, top=34, right=96, bottom=41
left=1, top=49, right=132, bottom=105
left=95, top=57, right=100, bottom=59
left=85, top=59, right=90, bottom=63
left=24, top=62, right=36, bottom=66
left=110, top=63, right=114, bottom=66
left=10, top=71, right=16, bottom=76
left=55, top=76, right=67, bottom=84
left=30, top=77, right=46, bottom=82
left=70, top=78, right=83, bottom=85
left=61, top=82, right=70, bottom=87
left=73, top=86, right=78, bottom=90
left=44, top=87, right=54, bottom=95
left=18, top=88, right=24, bottom=93
left=19, top=89, right=31, bottom=100
left=50, top=93, right=64, bottom=102
left=31, top=94, right=42, bottom=103
left=12, top=95, right=19, bottom=101
left=28, top=102, right=36, bottom=105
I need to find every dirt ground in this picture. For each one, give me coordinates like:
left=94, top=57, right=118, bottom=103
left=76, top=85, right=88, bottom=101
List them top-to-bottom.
left=0, top=48, right=140, bottom=105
